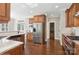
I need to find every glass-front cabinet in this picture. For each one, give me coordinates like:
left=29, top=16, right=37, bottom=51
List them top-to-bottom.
left=17, top=20, right=24, bottom=31
left=0, top=23, right=8, bottom=32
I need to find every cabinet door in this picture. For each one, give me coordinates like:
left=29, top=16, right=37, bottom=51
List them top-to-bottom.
left=0, top=3, right=10, bottom=23
left=66, top=3, right=79, bottom=27
left=74, top=3, right=79, bottom=26
left=75, top=3, right=79, bottom=12
left=0, top=4, right=6, bottom=16
left=68, top=4, right=75, bottom=27
left=71, top=5, right=75, bottom=26
left=65, top=9, right=70, bottom=27
left=69, top=9, right=74, bottom=27
left=34, top=15, right=45, bottom=23
left=38, top=15, right=45, bottom=23
left=34, top=16, right=39, bottom=23
left=74, top=17, right=79, bottom=26
left=29, top=18, right=33, bottom=24
left=27, top=33, right=33, bottom=41
left=74, top=44, right=79, bottom=55
left=3, top=45, right=24, bottom=55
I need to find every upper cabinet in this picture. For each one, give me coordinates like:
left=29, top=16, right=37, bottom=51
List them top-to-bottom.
left=0, top=3, right=10, bottom=23
left=66, top=3, right=79, bottom=27
left=75, top=3, right=79, bottom=12
left=65, top=9, right=73, bottom=27
left=33, top=15, right=46, bottom=23
left=29, top=18, right=33, bottom=24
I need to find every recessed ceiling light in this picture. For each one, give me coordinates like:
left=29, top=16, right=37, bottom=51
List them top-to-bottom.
left=55, top=5, right=59, bottom=8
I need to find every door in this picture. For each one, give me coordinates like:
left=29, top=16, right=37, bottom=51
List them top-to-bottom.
left=50, top=23, right=54, bottom=40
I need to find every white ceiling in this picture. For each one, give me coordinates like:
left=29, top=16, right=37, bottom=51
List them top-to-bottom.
left=11, top=3, right=71, bottom=19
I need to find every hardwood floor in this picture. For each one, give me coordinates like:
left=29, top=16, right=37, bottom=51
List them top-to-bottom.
left=24, top=39, right=65, bottom=55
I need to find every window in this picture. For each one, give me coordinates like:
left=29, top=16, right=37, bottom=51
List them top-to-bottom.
left=0, top=23, right=8, bottom=32
left=17, top=23, right=24, bottom=31
left=2, top=24, right=4, bottom=31
left=17, top=24, right=20, bottom=31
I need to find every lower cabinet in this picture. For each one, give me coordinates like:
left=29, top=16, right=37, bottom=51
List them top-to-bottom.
left=27, top=33, right=33, bottom=41
left=8, top=34, right=25, bottom=43
left=62, top=34, right=79, bottom=55
left=62, top=35, right=74, bottom=55
left=74, top=43, right=79, bottom=55
left=2, top=44, right=24, bottom=55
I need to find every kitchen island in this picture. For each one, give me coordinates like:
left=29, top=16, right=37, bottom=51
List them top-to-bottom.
left=0, top=33, right=25, bottom=55
left=62, top=34, right=79, bottom=55
left=0, top=39, right=24, bottom=55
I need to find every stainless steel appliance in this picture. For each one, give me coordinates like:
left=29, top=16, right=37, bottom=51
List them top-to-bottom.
left=33, top=23, right=45, bottom=44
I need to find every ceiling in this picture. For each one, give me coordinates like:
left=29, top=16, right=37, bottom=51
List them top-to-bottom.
left=11, top=3, right=71, bottom=19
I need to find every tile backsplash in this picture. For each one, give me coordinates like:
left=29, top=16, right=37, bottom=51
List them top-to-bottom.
left=71, top=27, right=79, bottom=36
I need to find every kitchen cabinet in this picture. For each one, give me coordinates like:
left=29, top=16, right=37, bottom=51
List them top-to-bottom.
left=0, top=3, right=10, bottom=23
left=66, top=3, right=79, bottom=27
left=72, top=3, right=79, bottom=26
left=75, top=3, right=79, bottom=12
left=66, top=4, right=74, bottom=27
left=69, top=4, right=74, bottom=27
left=65, top=9, right=71, bottom=27
left=33, top=15, right=46, bottom=23
left=38, top=15, right=45, bottom=23
left=33, top=16, right=38, bottom=23
left=29, top=18, right=33, bottom=24
left=27, top=33, right=33, bottom=41
left=8, top=34, right=25, bottom=43
left=62, top=34, right=79, bottom=55
left=62, top=35, right=74, bottom=54
left=74, top=42, right=79, bottom=55
left=2, top=44, right=24, bottom=55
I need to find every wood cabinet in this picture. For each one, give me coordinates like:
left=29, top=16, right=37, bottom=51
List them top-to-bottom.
left=0, top=3, right=10, bottom=23
left=66, top=3, right=79, bottom=27
left=72, top=3, right=79, bottom=27
left=75, top=3, right=79, bottom=12
left=65, top=9, right=70, bottom=27
left=33, top=15, right=46, bottom=23
left=34, top=16, right=38, bottom=23
left=29, top=18, right=33, bottom=24
left=27, top=33, right=33, bottom=41
left=8, top=34, right=25, bottom=43
left=62, top=35, right=74, bottom=55
left=62, top=35, right=79, bottom=55
left=74, top=43, right=79, bottom=55
left=2, top=44, right=24, bottom=55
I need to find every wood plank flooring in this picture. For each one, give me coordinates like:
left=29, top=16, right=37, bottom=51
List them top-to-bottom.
left=24, top=39, right=65, bottom=55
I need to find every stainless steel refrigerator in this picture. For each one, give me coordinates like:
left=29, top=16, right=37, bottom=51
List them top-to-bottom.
left=33, top=23, right=45, bottom=44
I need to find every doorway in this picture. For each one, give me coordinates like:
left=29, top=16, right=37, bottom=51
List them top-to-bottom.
left=50, top=23, right=54, bottom=40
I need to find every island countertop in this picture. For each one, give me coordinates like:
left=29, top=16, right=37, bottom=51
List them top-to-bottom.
left=0, top=39, right=23, bottom=55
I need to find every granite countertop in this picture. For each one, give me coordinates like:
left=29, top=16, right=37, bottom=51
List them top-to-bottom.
left=0, top=31, right=25, bottom=37
left=63, top=34, right=79, bottom=45
left=0, top=38, right=23, bottom=54
left=73, top=40, right=79, bottom=45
